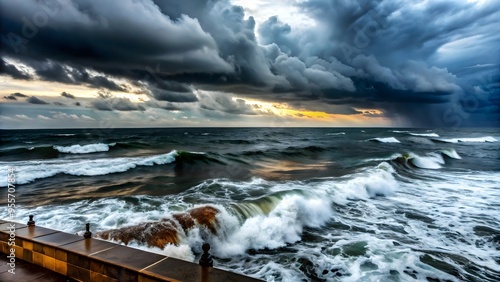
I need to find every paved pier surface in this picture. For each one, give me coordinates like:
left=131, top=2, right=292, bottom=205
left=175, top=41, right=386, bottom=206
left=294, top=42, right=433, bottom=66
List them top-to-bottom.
left=0, top=219, right=263, bottom=282
left=0, top=254, right=72, bottom=282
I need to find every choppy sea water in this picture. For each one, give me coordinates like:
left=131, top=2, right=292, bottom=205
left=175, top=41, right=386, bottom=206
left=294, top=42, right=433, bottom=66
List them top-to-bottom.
left=0, top=128, right=499, bottom=281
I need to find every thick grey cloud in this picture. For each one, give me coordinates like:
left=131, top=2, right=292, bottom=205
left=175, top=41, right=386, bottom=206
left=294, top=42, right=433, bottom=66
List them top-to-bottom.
left=0, top=0, right=498, bottom=126
left=27, top=96, right=49, bottom=104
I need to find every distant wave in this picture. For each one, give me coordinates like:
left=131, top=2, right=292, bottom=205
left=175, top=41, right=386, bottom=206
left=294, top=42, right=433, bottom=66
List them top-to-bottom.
left=392, top=130, right=439, bottom=137
left=325, top=132, right=345, bottom=136
left=409, top=132, right=439, bottom=137
left=53, top=134, right=76, bottom=137
left=434, top=136, right=497, bottom=143
left=369, top=137, right=400, bottom=143
left=0, top=142, right=149, bottom=158
left=53, top=143, right=115, bottom=154
left=0, top=150, right=178, bottom=185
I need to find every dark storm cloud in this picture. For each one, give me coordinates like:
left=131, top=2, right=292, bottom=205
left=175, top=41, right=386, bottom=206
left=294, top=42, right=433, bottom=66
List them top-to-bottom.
left=0, top=0, right=498, bottom=126
left=0, top=0, right=232, bottom=73
left=0, top=59, right=32, bottom=80
left=31, top=60, right=127, bottom=91
left=145, top=80, right=199, bottom=102
left=151, top=89, right=199, bottom=103
left=61, top=91, right=75, bottom=99
left=90, top=92, right=145, bottom=112
left=198, top=92, right=257, bottom=115
left=27, top=96, right=49, bottom=104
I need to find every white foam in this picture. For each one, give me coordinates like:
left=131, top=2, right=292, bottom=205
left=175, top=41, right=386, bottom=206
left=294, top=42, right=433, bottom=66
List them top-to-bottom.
left=326, top=132, right=345, bottom=136
left=53, top=134, right=76, bottom=137
left=438, top=136, right=497, bottom=143
left=369, top=137, right=400, bottom=143
left=53, top=143, right=114, bottom=154
left=0, top=150, right=178, bottom=186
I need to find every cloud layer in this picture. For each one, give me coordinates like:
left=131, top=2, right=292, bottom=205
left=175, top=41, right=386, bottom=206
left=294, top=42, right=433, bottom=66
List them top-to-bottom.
left=0, top=0, right=498, bottom=127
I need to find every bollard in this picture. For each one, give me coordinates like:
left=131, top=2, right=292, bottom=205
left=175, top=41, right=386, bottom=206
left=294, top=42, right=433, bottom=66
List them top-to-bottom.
left=27, top=215, right=35, bottom=226
left=83, top=223, right=92, bottom=238
left=199, top=243, right=213, bottom=267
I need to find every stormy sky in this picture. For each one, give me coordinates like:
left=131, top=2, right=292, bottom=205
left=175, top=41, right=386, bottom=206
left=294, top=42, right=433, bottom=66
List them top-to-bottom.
left=0, top=0, right=499, bottom=128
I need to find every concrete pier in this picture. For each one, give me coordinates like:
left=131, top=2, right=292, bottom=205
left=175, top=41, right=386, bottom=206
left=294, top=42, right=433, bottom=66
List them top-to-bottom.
left=0, top=219, right=263, bottom=282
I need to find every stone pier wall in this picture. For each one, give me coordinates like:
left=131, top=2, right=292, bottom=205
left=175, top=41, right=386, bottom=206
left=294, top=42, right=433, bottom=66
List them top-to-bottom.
left=0, top=220, right=262, bottom=282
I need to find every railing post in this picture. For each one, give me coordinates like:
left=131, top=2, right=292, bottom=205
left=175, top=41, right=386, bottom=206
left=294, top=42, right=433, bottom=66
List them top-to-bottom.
left=27, top=214, right=35, bottom=226
left=83, top=223, right=92, bottom=238
left=199, top=243, right=213, bottom=267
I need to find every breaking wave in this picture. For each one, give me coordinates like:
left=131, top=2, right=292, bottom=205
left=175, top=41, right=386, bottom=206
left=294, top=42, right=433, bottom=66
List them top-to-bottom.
left=435, top=136, right=497, bottom=143
left=369, top=137, right=400, bottom=143
left=54, top=143, right=115, bottom=154
left=390, top=149, right=461, bottom=170
left=0, top=150, right=178, bottom=186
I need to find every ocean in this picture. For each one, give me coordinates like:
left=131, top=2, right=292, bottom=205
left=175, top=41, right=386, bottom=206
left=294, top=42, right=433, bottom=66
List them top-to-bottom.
left=0, top=127, right=499, bottom=281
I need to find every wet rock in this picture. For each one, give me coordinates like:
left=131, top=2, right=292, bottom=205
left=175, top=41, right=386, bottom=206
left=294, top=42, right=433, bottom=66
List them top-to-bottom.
left=97, top=205, right=219, bottom=248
